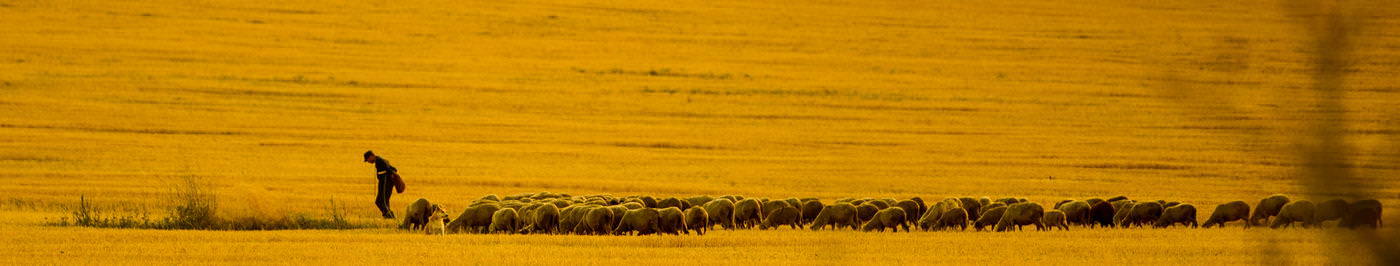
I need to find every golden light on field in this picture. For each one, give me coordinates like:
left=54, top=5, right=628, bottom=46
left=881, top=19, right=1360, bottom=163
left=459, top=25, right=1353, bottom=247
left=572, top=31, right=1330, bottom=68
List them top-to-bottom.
left=1, top=0, right=1397, bottom=264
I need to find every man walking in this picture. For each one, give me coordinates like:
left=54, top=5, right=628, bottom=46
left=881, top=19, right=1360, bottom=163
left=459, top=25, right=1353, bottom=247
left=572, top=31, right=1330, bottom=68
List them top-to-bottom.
left=364, top=150, right=398, bottom=219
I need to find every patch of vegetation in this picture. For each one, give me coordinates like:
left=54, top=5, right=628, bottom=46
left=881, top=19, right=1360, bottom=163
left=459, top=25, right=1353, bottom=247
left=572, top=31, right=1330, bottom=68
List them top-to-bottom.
left=56, top=176, right=375, bottom=230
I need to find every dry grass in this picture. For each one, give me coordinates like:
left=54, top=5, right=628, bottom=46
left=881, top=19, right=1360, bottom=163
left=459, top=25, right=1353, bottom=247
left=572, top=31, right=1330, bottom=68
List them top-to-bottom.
left=1, top=0, right=1398, bottom=264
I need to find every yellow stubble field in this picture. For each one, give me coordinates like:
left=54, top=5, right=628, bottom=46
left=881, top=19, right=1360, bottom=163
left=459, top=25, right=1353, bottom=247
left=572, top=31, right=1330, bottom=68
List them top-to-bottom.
left=1, top=0, right=1398, bottom=264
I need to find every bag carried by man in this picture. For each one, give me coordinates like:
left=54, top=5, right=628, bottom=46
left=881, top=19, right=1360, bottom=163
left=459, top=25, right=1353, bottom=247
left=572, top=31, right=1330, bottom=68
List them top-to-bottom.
left=392, top=172, right=406, bottom=193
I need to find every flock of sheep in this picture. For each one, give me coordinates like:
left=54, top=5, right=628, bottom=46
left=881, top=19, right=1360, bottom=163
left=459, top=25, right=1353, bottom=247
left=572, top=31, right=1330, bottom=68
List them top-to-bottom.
left=397, top=192, right=1385, bottom=235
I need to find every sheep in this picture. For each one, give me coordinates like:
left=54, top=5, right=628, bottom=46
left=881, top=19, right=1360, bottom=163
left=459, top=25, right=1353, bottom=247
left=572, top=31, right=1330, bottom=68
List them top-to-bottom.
left=480, top=194, right=501, bottom=202
left=1249, top=194, right=1290, bottom=227
left=637, top=196, right=659, bottom=208
left=684, top=196, right=715, bottom=208
left=1107, top=196, right=1129, bottom=202
left=656, top=197, right=688, bottom=210
left=911, top=197, right=928, bottom=217
left=958, top=197, right=983, bottom=222
left=400, top=198, right=441, bottom=230
left=783, top=198, right=803, bottom=211
left=918, top=198, right=962, bottom=231
left=1085, top=198, right=1106, bottom=207
left=704, top=199, right=736, bottom=230
left=733, top=199, right=764, bottom=229
left=1313, top=199, right=1349, bottom=226
left=1339, top=199, right=1382, bottom=229
left=761, top=200, right=792, bottom=219
left=800, top=200, right=825, bottom=225
left=866, top=200, right=890, bottom=210
left=893, top=200, right=921, bottom=223
left=1054, top=200, right=1073, bottom=209
left=1270, top=200, right=1316, bottom=229
left=1056, top=201, right=1092, bottom=227
left=1089, top=201, right=1116, bottom=228
left=1112, top=201, right=1137, bottom=227
left=1120, top=201, right=1163, bottom=228
left=1202, top=201, right=1251, bottom=228
left=621, top=202, right=646, bottom=210
left=981, top=202, right=1007, bottom=216
left=994, top=202, right=1045, bottom=232
left=809, top=203, right=860, bottom=231
left=856, top=203, right=881, bottom=225
left=447, top=204, right=500, bottom=234
left=521, top=204, right=560, bottom=234
left=1154, top=204, right=1198, bottom=228
left=606, top=205, right=629, bottom=230
left=556, top=206, right=588, bottom=234
left=685, top=206, right=709, bottom=235
left=760, top=206, right=803, bottom=230
left=974, top=206, right=1007, bottom=231
left=573, top=207, right=615, bottom=235
left=657, top=207, right=687, bottom=235
left=860, top=207, right=909, bottom=232
left=933, top=207, right=969, bottom=231
left=489, top=208, right=521, bottom=234
left=613, top=208, right=661, bottom=236
left=1042, top=210, right=1070, bottom=231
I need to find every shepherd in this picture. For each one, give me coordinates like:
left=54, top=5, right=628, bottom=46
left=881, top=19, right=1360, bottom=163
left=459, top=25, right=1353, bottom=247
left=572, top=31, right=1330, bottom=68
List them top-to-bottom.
left=364, top=150, right=405, bottom=219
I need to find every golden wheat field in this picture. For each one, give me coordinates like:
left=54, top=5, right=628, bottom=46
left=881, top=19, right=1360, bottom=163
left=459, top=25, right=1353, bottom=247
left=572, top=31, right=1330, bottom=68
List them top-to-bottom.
left=2, top=0, right=1400, bottom=264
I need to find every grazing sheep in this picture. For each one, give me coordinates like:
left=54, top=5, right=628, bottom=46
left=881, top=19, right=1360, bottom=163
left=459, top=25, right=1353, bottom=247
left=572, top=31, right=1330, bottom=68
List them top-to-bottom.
left=480, top=194, right=501, bottom=202
left=1249, top=194, right=1290, bottom=227
left=718, top=195, right=743, bottom=203
left=637, top=196, right=659, bottom=208
left=684, top=196, right=715, bottom=209
left=1107, top=196, right=1129, bottom=202
left=657, top=197, right=687, bottom=210
left=911, top=197, right=928, bottom=216
left=958, top=197, right=983, bottom=222
left=977, top=197, right=991, bottom=210
left=400, top=198, right=443, bottom=231
left=784, top=198, right=803, bottom=211
left=918, top=198, right=962, bottom=231
left=994, top=198, right=1019, bottom=205
left=1085, top=198, right=1106, bottom=207
left=704, top=199, right=736, bottom=230
left=734, top=199, right=764, bottom=229
left=1313, top=199, right=1349, bottom=226
left=1339, top=199, right=1382, bottom=229
left=762, top=200, right=792, bottom=219
left=801, top=200, right=826, bottom=225
left=867, top=200, right=891, bottom=210
left=894, top=200, right=922, bottom=225
left=1054, top=200, right=1073, bottom=209
left=1270, top=200, right=1316, bottom=229
left=1056, top=201, right=1092, bottom=227
left=1089, top=201, right=1116, bottom=228
left=1112, top=201, right=1137, bottom=227
left=1120, top=201, right=1164, bottom=228
left=1202, top=201, right=1251, bottom=228
left=622, top=202, right=646, bottom=210
left=981, top=202, right=1007, bottom=216
left=1163, top=202, right=1181, bottom=208
left=810, top=203, right=860, bottom=231
left=856, top=203, right=881, bottom=225
left=995, top=203, right=1045, bottom=232
left=447, top=204, right=501, bottom=234
left=522, top=204, right=560, bottom=234
left=1154, top=204, right=1198, bottom=228
left=606, top=205, right=629, bottom=229
left=556, top=206, right=586, bottom=234
left=761, top=206, right=803, bottom=230
left=974, top=206, right=1008, bottom=231
left=574, top=207, right=615, bottom=235
left=657, top=207, right=687, bottom=235
left=685, top=207, right=709, bottom=235
left=861, top=207, right=909, bottom=232
left=934, top=207, right=969, bottom=231
left=489, top=208, right=521, bottom=234
left=614, top=208, right=662, bottom=236
left=1042, top=210, right=1070, bottom=231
